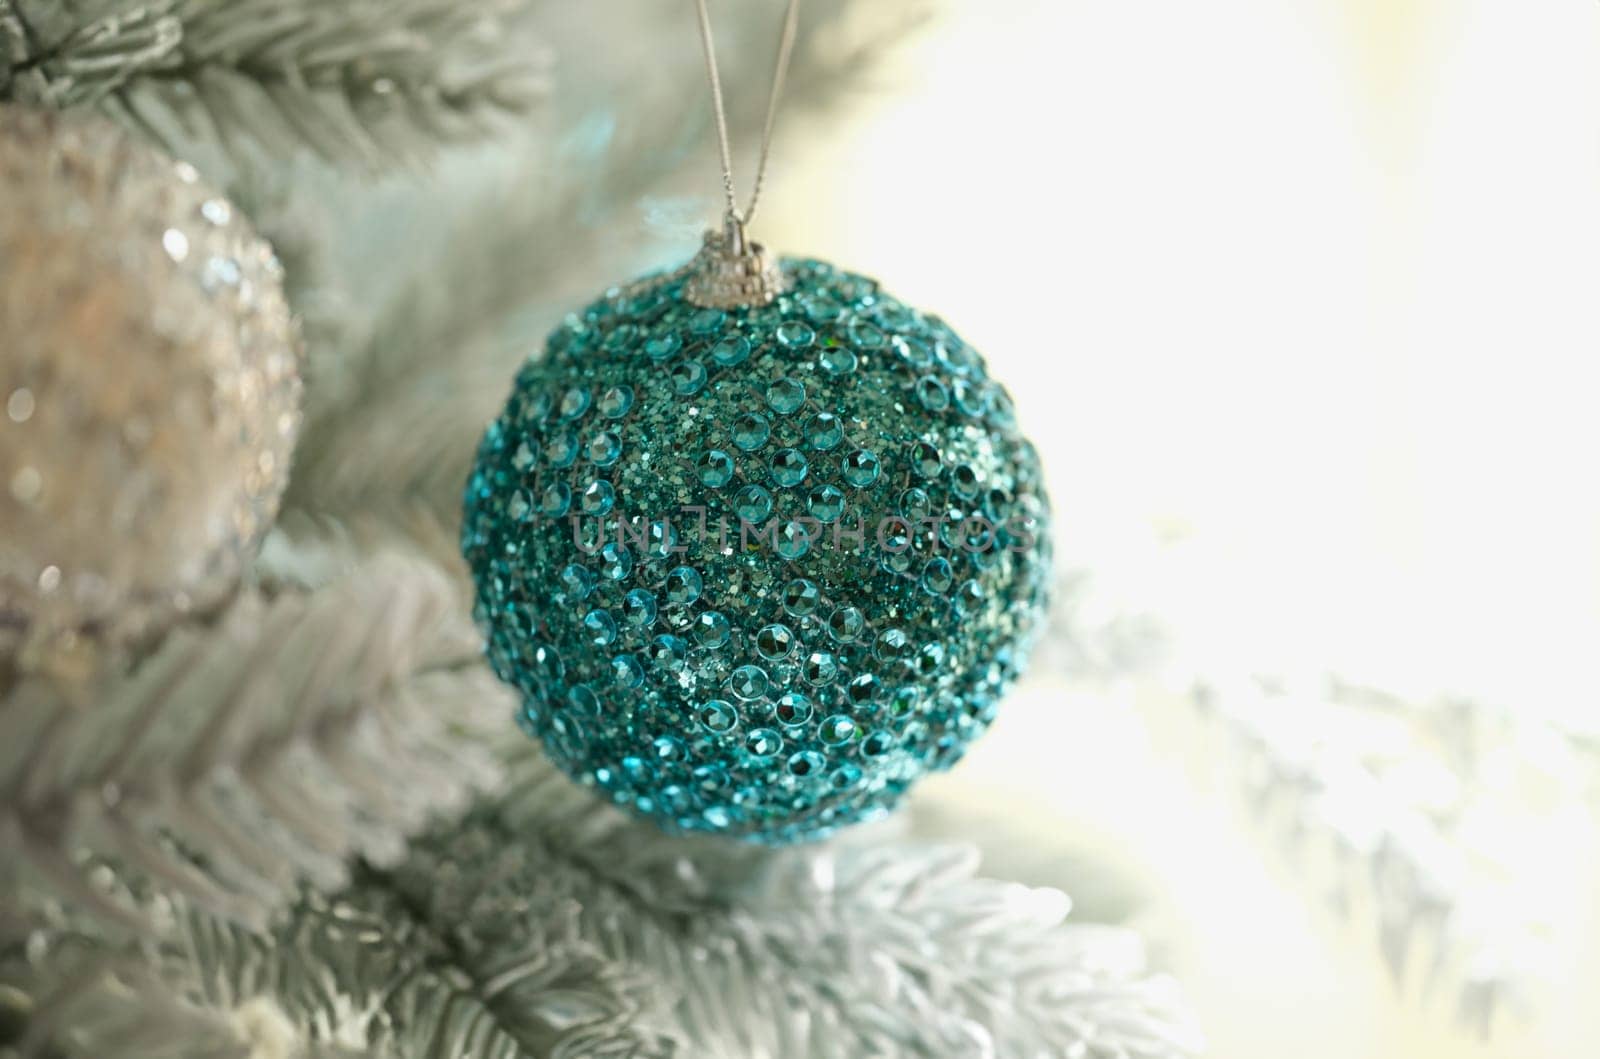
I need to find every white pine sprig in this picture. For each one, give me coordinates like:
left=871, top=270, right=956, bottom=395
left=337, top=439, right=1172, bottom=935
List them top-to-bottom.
left=0, top=0, right=549, bottom=167
left=0, top=534, right=510, bottom=940
left=5, top=706, right=1201, bottom=1059
left=378, top=744, right=1204, bottom=1059
left=9, top=882, right=673, bottom=1058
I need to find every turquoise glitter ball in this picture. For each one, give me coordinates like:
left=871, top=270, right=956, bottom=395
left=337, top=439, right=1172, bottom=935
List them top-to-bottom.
left=461, top=258, right=1052, bottom=843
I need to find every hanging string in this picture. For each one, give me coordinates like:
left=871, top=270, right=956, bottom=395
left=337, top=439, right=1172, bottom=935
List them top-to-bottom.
left=692, top=0, right=802, bottom=228
left=743, top=0, right=800, bottom=224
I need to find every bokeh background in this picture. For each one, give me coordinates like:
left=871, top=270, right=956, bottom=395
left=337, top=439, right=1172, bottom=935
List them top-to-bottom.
left=7, top=0, right=1594, bottom=1054
left=752, top=1, right=1599, bottom=1056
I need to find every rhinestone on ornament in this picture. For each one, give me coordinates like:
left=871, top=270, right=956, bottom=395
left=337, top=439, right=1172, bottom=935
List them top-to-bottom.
left=766, top=377, right=806, bottom=415
left=805, top=412, right=843, bottom=450
left=733, top=413, right=771, bottom=451
left=770, top=449, right=808, bottom=487
left=699, top=450, right=735, bottom=487
left=734, top=485, right=773, bottom=522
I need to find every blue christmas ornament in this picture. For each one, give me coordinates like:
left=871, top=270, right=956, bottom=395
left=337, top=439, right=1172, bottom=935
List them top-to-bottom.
left=461, top=242, right=1051, bottom=844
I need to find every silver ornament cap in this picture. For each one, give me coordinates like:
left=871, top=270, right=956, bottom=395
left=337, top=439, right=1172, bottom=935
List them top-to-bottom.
left=683, top=214, right=787, bottom=309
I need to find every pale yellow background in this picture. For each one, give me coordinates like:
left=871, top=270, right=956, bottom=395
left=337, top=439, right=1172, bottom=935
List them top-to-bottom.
left=756, top=2, right=1600, bottom=1057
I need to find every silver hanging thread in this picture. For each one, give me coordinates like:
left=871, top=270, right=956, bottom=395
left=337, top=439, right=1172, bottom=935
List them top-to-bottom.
left=683, top=0, right=800, bottom=309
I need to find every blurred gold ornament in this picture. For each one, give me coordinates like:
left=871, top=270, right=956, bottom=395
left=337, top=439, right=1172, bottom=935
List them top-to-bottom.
left=0, top=106, right=302, bottom=683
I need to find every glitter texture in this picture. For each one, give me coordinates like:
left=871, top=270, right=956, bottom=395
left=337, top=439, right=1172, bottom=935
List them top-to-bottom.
left=0, top=108, right=302, bottom=679
left=462, top=258, right=1051, bottom=843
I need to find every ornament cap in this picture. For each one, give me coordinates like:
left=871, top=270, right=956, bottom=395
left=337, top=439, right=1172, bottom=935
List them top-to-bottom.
left=683, top=214, right=787, bottom=309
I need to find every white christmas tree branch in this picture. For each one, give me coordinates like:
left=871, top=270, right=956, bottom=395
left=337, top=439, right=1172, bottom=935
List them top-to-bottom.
left=0, top=0, right=549, bottom=167
left=0, top=534, right=511, bottom=942
left=7, top=714, right=1200, bottom=1059
left=378, top=744, right=1204, bottom=1059
left=10, top=863, right=679, bottom=1058
left=7, top=947, right=371, bottom=1059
